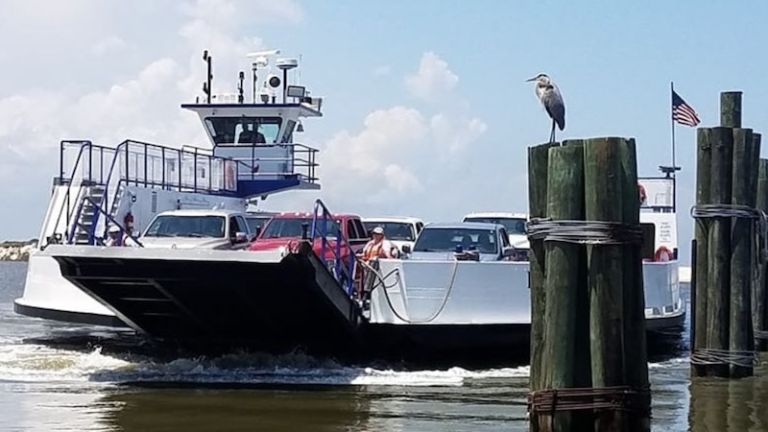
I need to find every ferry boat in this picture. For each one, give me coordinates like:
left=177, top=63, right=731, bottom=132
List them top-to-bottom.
left=15, top=50, right=684, bottom=357
left=15, top=50, right=322, bottom=326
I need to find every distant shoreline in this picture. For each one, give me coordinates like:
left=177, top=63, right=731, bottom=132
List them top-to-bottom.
left=0, top=240, right=37, bottom=262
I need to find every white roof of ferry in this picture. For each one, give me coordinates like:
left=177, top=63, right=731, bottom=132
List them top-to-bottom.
left=463, top=212, right=528, bottom=220
left=362, top=216, right=423, bottom=224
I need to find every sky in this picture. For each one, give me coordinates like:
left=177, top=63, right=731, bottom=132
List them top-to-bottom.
left=2, top=0, right=768, bottom=263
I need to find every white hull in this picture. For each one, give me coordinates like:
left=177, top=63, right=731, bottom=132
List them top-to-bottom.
left=16, top=183, right=249, bottom=326
left=17, top=248, right=684, bottom=330
left=14, top=253, right=121, bottom=325
left=369, top=259, right=684, bottom=327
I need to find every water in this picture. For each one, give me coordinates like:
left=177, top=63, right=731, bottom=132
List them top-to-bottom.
left=0, top=261, right=757, bottom=431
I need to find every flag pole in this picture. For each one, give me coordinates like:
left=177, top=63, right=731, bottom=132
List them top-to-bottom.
left=670, top=81, right=677, bottom=212
left=671, top=82, right=677, bottom=172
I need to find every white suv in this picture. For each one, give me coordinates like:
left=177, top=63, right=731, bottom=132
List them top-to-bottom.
left=140, top=209, right=253, bottom=250
left=362, top=216, right=424, bottom=253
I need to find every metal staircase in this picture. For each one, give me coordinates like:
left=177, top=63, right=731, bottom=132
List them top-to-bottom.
left=71, top=184, right=107, bottom=245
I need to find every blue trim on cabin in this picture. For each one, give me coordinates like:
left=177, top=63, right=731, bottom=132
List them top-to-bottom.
left=236, top=177, right=301, bottom=197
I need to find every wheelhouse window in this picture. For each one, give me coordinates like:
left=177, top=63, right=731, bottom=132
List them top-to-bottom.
left=205, top=117, right=282, bottom=145
left=144, top=215, right=226, bottom=238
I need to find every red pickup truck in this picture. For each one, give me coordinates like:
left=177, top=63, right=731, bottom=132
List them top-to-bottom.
left=248, top=212, right=369, bottom=259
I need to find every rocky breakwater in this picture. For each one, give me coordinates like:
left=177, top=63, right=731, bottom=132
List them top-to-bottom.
left=0, top=240, right=37, bottom=261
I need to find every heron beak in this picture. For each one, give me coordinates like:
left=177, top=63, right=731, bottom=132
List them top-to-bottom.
left=525, top=76, right=536, bottom=82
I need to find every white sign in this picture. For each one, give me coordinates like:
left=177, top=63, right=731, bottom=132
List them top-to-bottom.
left=639, top=178, right=673, bottom=208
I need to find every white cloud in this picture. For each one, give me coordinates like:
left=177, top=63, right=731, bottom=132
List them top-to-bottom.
left=0, top=0, right=306, bottom=238
left=91, top=36, right=131, bottom=56
left=270, top=52, right=488, bottom=218
left=405, top=52, right=459, bottom=101
left=0, top=58, right=191, bottom=169
left=310, top=83, right=487, bottom=215
left=320, top=106, right=428, bottom=195
left=430, top=114, right=488, bottom=154
left=383, top=164, right=422, bottom=193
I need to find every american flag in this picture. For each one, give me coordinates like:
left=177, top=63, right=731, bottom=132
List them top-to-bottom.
left=672, top=89, right=701, bottom=127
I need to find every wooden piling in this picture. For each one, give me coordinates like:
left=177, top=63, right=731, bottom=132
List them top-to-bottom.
left=720, top=92, right=742, bottom=128
left=705, top=126, right=733, bottom=377
left=693, top=128, right=712, bottom=372
left=730, top=128, right=756, bottom=378
left=584, top=137, right=626, bottom=431
left=619, top=138, right=650, bottom=431
left=528, top=142, right=557, bottom=398
left=539, top=144, right=585, bottom=432
left=756, top=157, right=768, bottom=352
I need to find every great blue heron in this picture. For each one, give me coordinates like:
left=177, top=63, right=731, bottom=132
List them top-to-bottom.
left=527, top=73, right=565, bottom=143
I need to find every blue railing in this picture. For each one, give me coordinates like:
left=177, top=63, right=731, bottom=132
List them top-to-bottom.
left=57, top=139, right=320, bottom=245
left=59, top=140, right=240, bottom=244
left=215, top=143, right=318, bottom=183
left=310, top=199, right=356, bottom=296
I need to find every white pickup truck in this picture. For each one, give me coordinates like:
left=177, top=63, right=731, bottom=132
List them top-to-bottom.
left=140, top=209, right=253, bottom=250
left=362, top=216, right=424, bottom=253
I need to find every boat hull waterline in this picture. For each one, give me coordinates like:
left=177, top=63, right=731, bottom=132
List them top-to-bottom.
left=27, top=245, right=685, bottom=358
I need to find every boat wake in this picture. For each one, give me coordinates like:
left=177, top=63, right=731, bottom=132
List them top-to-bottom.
left=0, top=341, right=531, bottom=387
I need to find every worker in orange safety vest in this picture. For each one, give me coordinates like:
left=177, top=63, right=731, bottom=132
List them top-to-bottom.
left=361, top=226, right=397, bottom=261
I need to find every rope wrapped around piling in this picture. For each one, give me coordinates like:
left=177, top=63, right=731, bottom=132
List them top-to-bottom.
left=691, top=204, right=768, bottom=262
left=526, top=218, right=643, bottom=245
left=755, top=330, right=768, bottom=340
left=689, top=348, right=757, bottom=368
left=528, top=386, right=650, bottom=415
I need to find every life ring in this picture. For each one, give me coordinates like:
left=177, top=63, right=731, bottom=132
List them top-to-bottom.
left=638, top=183, right=647, bottom=206
left=654, top=246, right=673, bottom=262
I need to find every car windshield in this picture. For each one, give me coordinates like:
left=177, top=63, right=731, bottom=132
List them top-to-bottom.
left=144, top=215, right=225, bottom=238
left=245, top=216, right=272, bottom=234
left=464, top=217, right=526, bottom=234
left=260, top=218, right=341, bottom=239
left=362, top=222, right=415, bottom=241
left=414, top=228, right=499, bottom=254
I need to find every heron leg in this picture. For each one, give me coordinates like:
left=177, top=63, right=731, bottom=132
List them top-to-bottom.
left=549, top=120, right=556, bottom=143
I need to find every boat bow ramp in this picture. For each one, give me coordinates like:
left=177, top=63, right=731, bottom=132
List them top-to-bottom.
left=46, top=244, right=362, bottom=353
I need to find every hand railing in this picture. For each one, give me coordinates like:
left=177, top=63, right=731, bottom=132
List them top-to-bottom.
left=55, top=138, right=320, bottom=245
left=89, top=140, right=241, bottom=240
left=50, top=141, right=90, bottom=245
left=217, top=143, right=319, bottom=183
left=82, top=196, right=143, bottom=247
left=311, top=199, right=356, bottom=295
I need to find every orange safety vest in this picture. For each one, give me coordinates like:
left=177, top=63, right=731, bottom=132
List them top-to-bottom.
left=363, top=239, right=390, bottom=261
